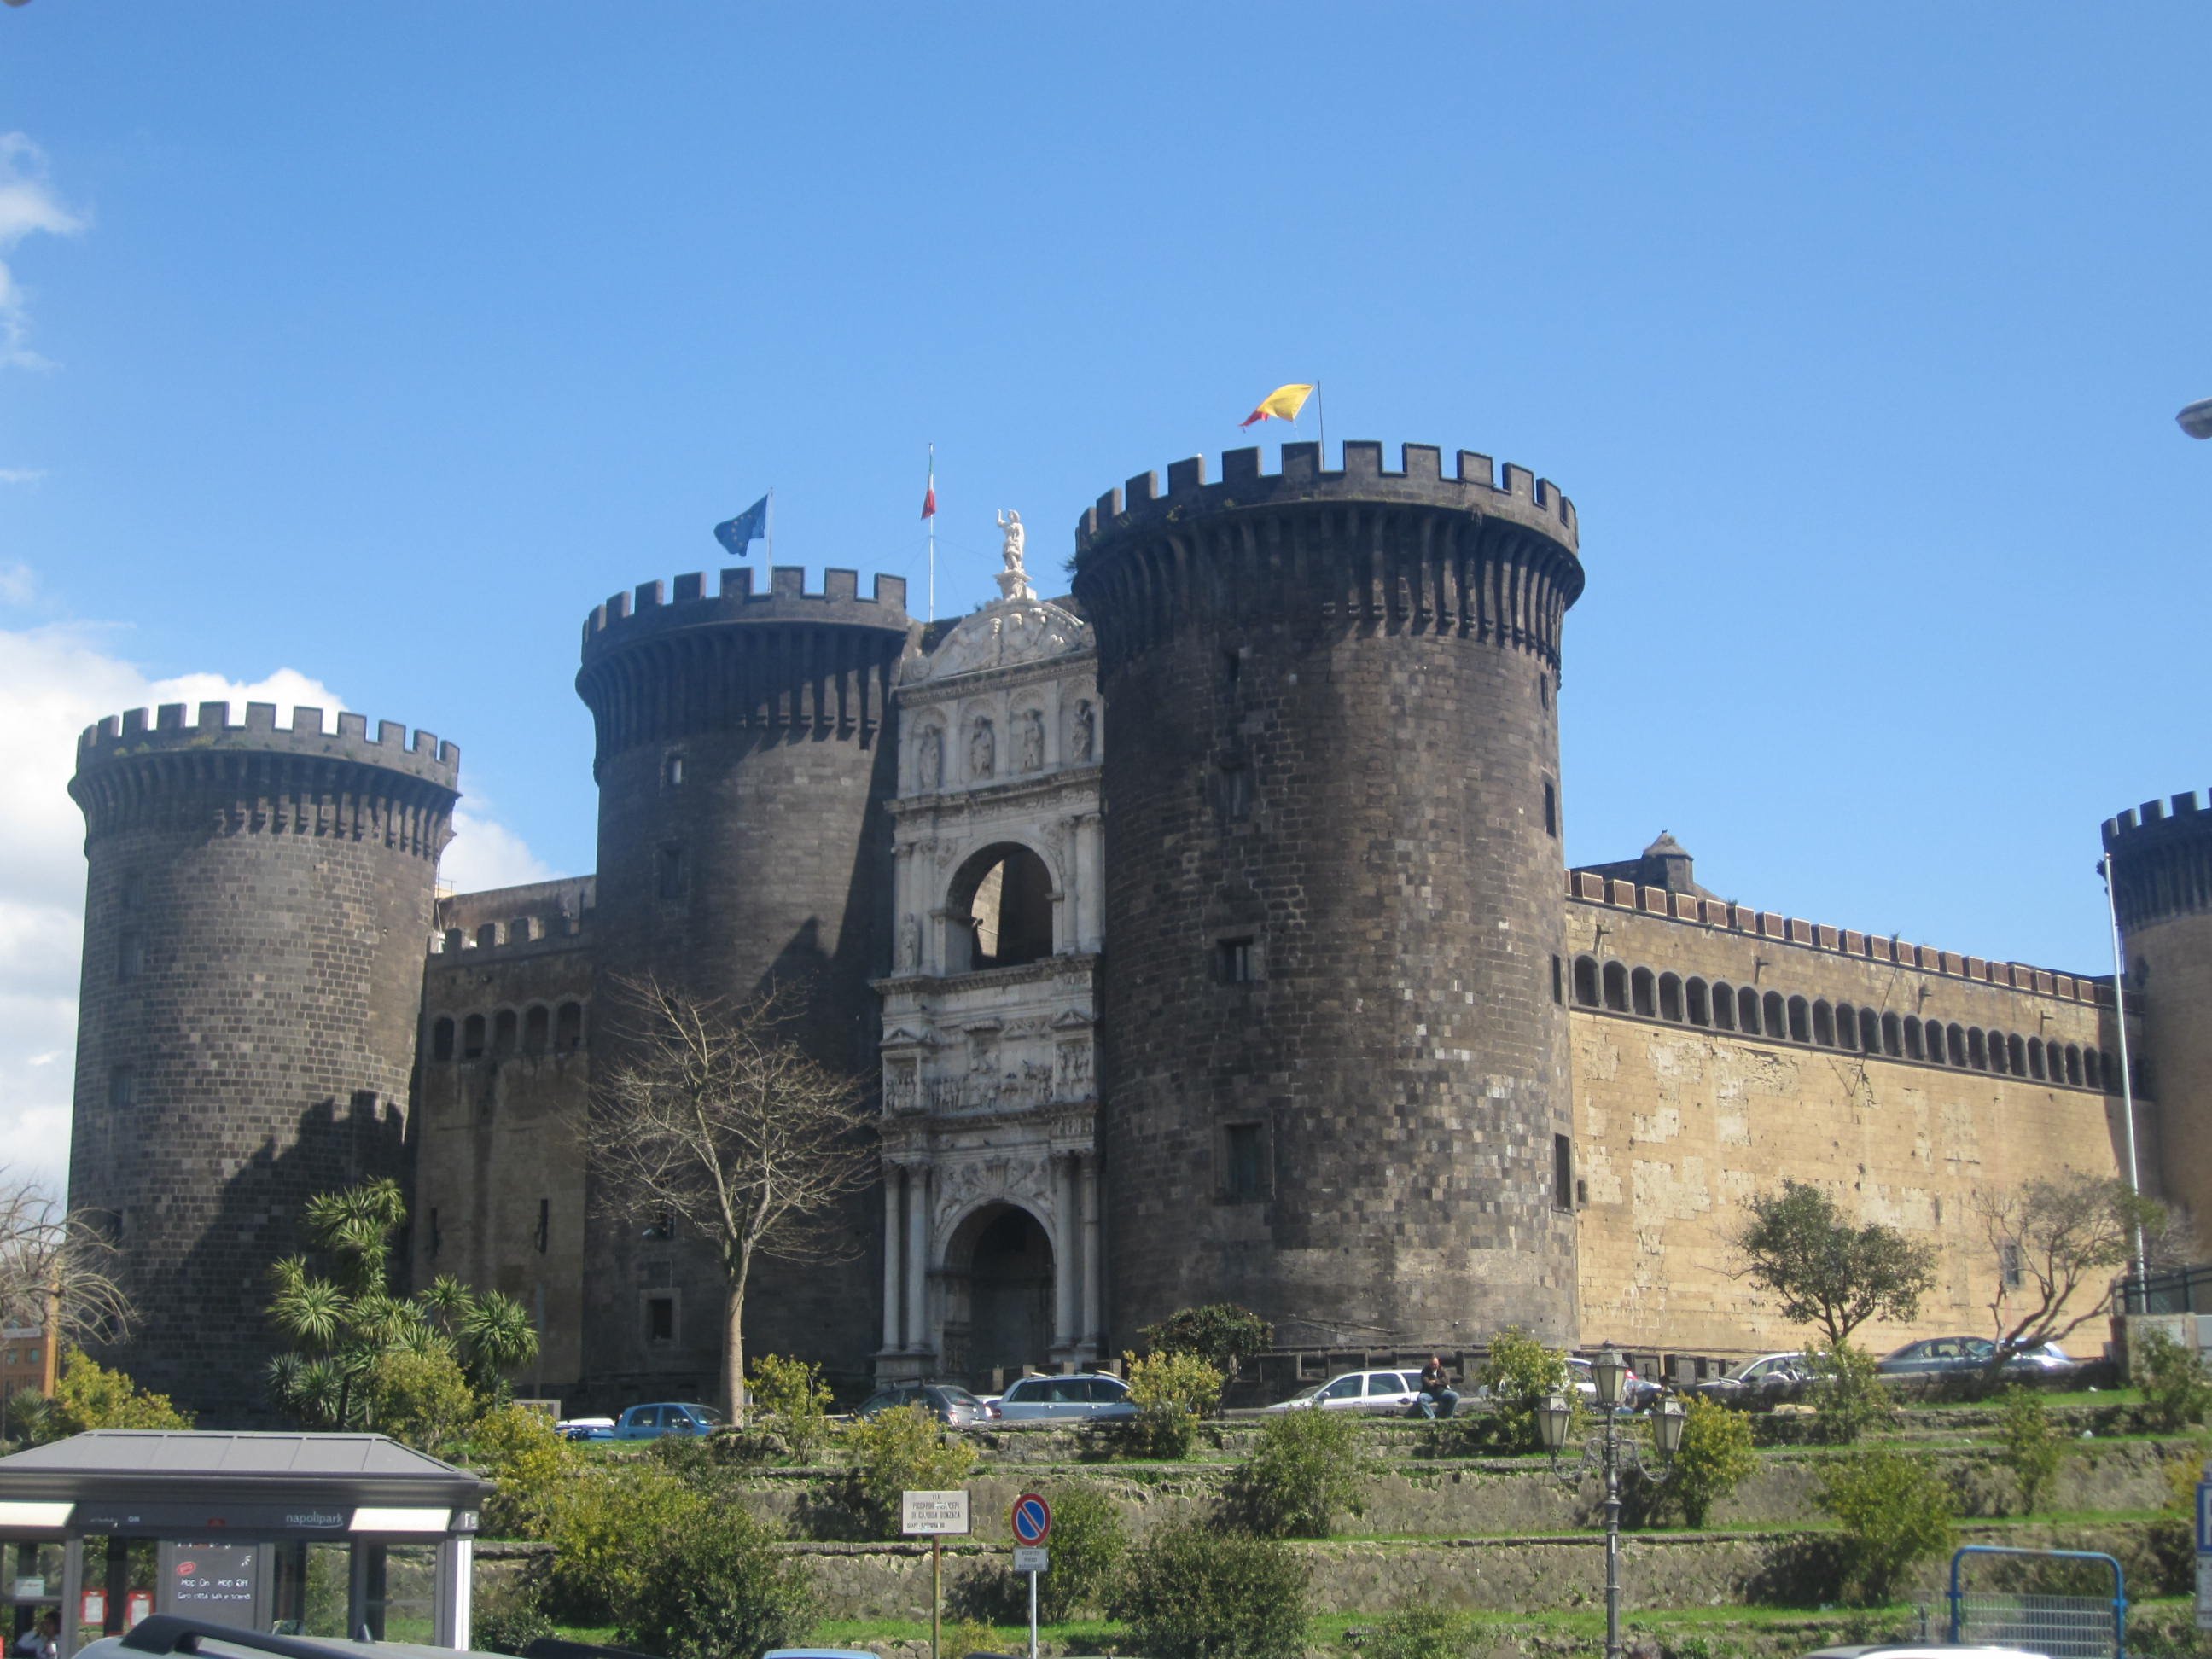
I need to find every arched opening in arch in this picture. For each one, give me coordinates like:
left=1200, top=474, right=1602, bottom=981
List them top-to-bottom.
left=946, top=843, right=1055, bottom=973
left=1574, top=957, right=1601, bottom=1007
left=1603, top=961, right=1629, bottom=1012
left=1631, top=968, right=1656, bottom=1017
left=1658, top=973, right=1684, bottom=1022
left=1685, top=978, right=1710, bottom=1027
left=1712, top=982, right=1738, bottom=1031
left=1737, top=987, right=1760, bottom=1033
left=1763, top=991, right=1786, bottom=1037
left=1787, top=997, right=1811, bottom=1044
left=555, top=1001, right=585, bottom=1052
left=1812, top=1001, right=1837, bottom=1047
left=524, top=1004, right=550, bottom=1055
left=493, top=1009, right=518, bottom=1058
left=1882, top=1011, right=1902, bottom=1057
left=463, top=1013, right=486, bottom=1060
left=431, top=1016, right=455, bottom=1062
left=1904, top=1016, right=1924, bottom=1061
left=1925, top=1021, right=1945, bottom=1064
left=1947, top=1024, right=1968, bottom=1067
left=1967, top=1028, right=1988, bottom=1070
left=2007, top=1033, right=2027, bottom=1075
left=2029, top=1036, right=2046, bottom=1080
left=2064, top=1045, right=2083, bottom=1086
left=2083, top=1048, right=2102, bottom=1090
left=938, top=1202, right=1055, bottom=1382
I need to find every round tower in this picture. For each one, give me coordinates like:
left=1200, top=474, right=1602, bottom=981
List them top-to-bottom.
left=1071, top=440, right=1586, bottom=1353
left=573, top=564, right=914, bottom=1394
left=67, top=701, right=458, bottom=1415
left=2102, top=790, right=2212, bottom=1232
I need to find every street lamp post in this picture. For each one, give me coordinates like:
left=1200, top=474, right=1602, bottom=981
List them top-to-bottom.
left=1538, top=1351, right=1687, bottom=1659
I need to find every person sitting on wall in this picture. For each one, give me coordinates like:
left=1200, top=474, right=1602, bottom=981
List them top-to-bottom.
left=1417, top=1354, right=1458, bottom=1420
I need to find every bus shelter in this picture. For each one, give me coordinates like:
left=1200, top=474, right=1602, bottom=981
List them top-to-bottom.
left=0, top=1431, right=490, bottom=1656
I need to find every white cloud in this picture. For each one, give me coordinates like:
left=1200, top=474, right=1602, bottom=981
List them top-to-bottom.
left=0, top=133, right=85, bottom=370
left=0, top=469, right=44, bottom=486
left=0, top=562, right=32, bottom=604
left=0, top=600, right=552, bottom=1196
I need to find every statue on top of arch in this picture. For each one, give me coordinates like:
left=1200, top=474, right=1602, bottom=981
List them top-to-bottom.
left=995, top=509, right=1034, bottom=602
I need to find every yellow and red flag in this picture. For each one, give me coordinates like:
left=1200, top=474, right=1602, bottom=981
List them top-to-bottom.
left=1239, top=382, right=1315, bottom=428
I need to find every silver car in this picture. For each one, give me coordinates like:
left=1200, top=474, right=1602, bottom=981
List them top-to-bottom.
left=1265, top=1368, right=1426, bottom=1414
left=994, top=1371, right=1135, bottom=1422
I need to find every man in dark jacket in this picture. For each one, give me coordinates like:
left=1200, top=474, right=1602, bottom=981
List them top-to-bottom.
left=1417, top=1355, right=1458, bottom=1419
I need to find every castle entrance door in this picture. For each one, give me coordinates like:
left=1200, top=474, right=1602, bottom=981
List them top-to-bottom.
left=940, top=1202, right=1053, bottom=1387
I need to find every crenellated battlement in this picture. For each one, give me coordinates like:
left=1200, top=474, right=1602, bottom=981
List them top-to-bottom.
left=1074, top=440, right=1578, bottom=556
left=580, top=565, right=911, bottom=663
left=75, top=701, right=459, bottom=789
left=2103, top=789, right=2212, bottom=932
left=1563, top=868, right=2113, bottom=1007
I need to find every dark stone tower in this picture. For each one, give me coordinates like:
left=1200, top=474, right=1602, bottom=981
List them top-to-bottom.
left=1072, top=441, right=1586, bottom=1352
left=573, top=565, right=912, bottom=1394
left=67, top=701, right=458, bottom=1415
left=2102, top=791, right=2212, bottom=1228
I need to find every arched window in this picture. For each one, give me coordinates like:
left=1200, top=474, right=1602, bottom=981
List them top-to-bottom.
left=946, top=842, right=1056, bottom=972
left=1574, top=956, right=1601, bottom=1007
left=1604, top=961, right=1629, bottom=1012
left=1631, top=968, right=1656, bottom=1017
left=1658, top=973, right=1684, bottom=1022
left=1685, top=979, right=1711, bottom=1027
left=1712, top=982, right=1738, bottom=1031
left=1737, top=987, right=1759, bottom=1033
left=1763, top=991, right=1786, bottom=1038
left=1787, top=997, right=1810, bottom=1043
left=555, top=1001, right=584, bottom=1052
left=1812, top=1001, right=1836, bottom=1047
left=524, top=1004, right=550, bottom=1055
left=1838, top=1004, right=1860, bottom=1050
left=493, top=1009, right=518, bottom=1058
left=1862, top=1009, right=1883, bottom=1053
left=1882, top=1011, right=1902, bottom=1057
left=463, top=1014, right=486, bottom=1060
left=431, top=1016, right=455, bottom=1062
left=1905, top=1016, right=1926, bottom=1061
left=1947, top=1024, right=1968, bottom=1067
left=1966, top=1027, right=1988, bottom=1070
left=2007, top=1033, right=2027, bottom=1075
left=2028, top=1037, right=2046, bottom=1080
left=2064, top=1045, right=2083, bottom=1086
left=2083, top=1048, right=2102, bottom=1090
left=2103, top=1050, right=2122, bottom=1092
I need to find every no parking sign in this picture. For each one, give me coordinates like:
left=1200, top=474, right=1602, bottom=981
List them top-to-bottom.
left=1011, top=1493, right=1051, bottom=1545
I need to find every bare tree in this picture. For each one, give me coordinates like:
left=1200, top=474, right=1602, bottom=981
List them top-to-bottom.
left=583, top=975, right=876, bottom=1419
left=0, top=1168, right=135, bottom=1353
left=1973, top=1170, right=2171, bottom=1369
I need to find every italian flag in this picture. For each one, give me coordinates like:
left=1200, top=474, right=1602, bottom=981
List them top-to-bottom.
left=921, top=450, right=937, bottom=520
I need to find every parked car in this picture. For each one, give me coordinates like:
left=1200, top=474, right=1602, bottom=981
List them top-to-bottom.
left=1875, top=1335, right=2084, bottom=1382
left=1690, top=1352, right=1810, bottom=1410
left=1566, top=1355, right=1662, bottom=1411
left=1264, top=1369, right=1428, bottom=1414
left=993, top=1371, right=1135, bottom=1422
left=855, top=1381, right=1001, bottom=1426
left=611, top=1400, right=723, bottom=1439
left=556, top=1414, right=616, bottom=1441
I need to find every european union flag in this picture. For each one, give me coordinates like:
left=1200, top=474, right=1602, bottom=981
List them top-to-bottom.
left=714, top=493, right=769, bottom=556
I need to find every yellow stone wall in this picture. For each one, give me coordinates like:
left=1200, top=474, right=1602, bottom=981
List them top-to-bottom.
left=1566, top=898, right=2142, bottom=1359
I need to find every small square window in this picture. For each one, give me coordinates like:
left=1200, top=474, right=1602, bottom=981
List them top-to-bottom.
left=664, top=753, right=686, bottom=788
left=1216, top=937, right=1260, bottom=984
left=646, top=1294, right=677, bottom=1343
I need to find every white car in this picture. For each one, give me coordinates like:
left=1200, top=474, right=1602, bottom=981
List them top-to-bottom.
left=1265, top=1368, right=1427, bottom=1414
left=994, top=1371, right=1135, bottom=1422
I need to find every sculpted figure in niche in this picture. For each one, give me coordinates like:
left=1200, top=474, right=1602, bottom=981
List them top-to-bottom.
left=1069, top=699, right=1095, bottom=762
left=1017, top=707, right=1045, bottom=772
left=970, top=716, right=995, bottom=779
left=917, top=725, right=942, bottom=790
left=899, top=913, right=921, bottom=971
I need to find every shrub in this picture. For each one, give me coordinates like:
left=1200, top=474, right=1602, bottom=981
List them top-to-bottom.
left=1141, top=1304, right=1276, bottom=1385
left=1476, top=1328, right=1569, bottom=1453
left=2136, top=1329, right=2212, bottom=1432
left=1807, top=1342, right=1892, bottom=1445
left=366, top=1347, right=479, bottom=1456
left=22, top=1349, right=192, bottom=1441
left=1124, top=1350, right=1224, bottom=1459
left=748, top=1352, right=835, bottom=1461
left=1995, top=1385, right=2069, bottom=1515
left=1664, top=1397, right=1758, bottom=1528
left=469, top=1402, right=577, bottom=1538
left=844, top=1403, right=979, bottom=1538
left=1230, top=1406, right=1369, bottom=1537
left=1813, top=1445, right=1957, bottom=1604
left=545, top=1459, right=702, bottom=1621
left=1037, top=1480, right=1127, bottom=1621
left=611, top=1500, right=815, bottom=1659
left=1115, top=1521, right=1310, bottom=1659
left=471, top=1580, right=555, bottom=1656
left=1356, top=1606, right=1475, bottom=1659
left=947, top=1616, right=1011, bottom=1659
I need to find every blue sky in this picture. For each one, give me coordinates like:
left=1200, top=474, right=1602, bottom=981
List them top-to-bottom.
left=3, top=5, right=2208, bottom=1186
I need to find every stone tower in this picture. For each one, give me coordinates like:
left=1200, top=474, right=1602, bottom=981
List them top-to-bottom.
left=1072, top=441, right=1586, bottom=1352
left=573, top=565, right=913, bottom=1391
left=67, top=701, right=458, bottom=1414
left=2103, top=791, right=2212, bottom=1228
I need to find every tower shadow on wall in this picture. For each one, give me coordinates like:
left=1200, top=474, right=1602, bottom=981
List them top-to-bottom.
left=163, top=1091, right=409, bottom=1427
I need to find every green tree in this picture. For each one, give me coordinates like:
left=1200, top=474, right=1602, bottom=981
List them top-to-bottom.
left=264, top=1177, right=538, bottom=1434
left=1733, top=1181, right=1937, bottom=1347
left=1141, top=1304, right=1276, bottom=1388
left=1478, top=1328, right=1572, bottom=1453
left=2134, top=1328, right=2212, bottom=1432
left=1807, top=1341, right=1894, bottom=1445
left=15, top=1348, right=191, bottom=1443
left=1124, top=1349, right=1224, bottom=1459
left=747, top=1352, right=835, bottom=1463
left=1995, top=1386, right=2069, bottom=1515
left=1662, top=1397, right=1758, bottom=1528
left=469, top=1402, right=578, bottom=1539
left=843, top=1402, right=978, bottom=1538
left=1229, top=1405, right=1370, bottom=1537
left=1814, top=1445, right=1958, bottom=1604
left=545, top=1458, right=700, bottom=1622
left=1033, top=1480, right=1127, bottom=1622
left=612, top=1501, right=816, bottom=1659
left=1115, top=1521, right=1310, bottom=1659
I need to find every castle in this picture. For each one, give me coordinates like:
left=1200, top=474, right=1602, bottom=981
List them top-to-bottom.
left=63, top=439, right=2199, bottom=1417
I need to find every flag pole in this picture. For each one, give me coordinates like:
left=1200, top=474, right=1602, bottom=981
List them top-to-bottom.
left=1315, top=381, right=1326, bottom=467
left=928, top=443, right=937, bottom=623
left=767, top=488, right=775, bottom=562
